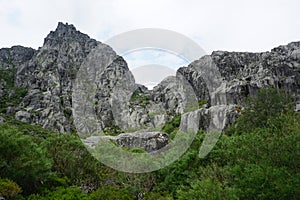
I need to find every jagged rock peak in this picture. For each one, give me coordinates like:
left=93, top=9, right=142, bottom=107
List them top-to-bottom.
left=43, top=22, right=91, bottom=47
left=271, top=41, right=300, bottom=52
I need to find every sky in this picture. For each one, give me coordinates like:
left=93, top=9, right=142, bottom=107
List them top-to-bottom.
left=1, top=0, right=299, bottom=87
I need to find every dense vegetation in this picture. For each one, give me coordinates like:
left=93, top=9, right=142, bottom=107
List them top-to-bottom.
left=0, top=88, right=299, bottom=199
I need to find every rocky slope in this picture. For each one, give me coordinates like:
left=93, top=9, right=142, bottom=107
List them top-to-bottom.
left=0, top=22, right=299, bottom=151
left=177, top=43, right=300, bottom=131
left=0, top=45, right=36, bottom=69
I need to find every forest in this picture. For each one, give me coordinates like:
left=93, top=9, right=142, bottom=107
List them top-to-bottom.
left=0, top=88, right=299, bottom=199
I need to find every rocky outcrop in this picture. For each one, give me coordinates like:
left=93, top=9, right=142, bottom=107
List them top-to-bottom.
left=0, top=22, right=299, bottom=150
left=15, top=23, right=100, bottom=132
left=176, top=43, right=300, bottom=133
left=213, top=43, right=300, bottom=103
left=178, top=45, right=300, bottom=106
left=0, top=46, right=35, bottom=69
left=0, top=46, right=35, bottom=112
left=15, top=110, right=31, bottom=123
left=114, top=131, right=169, bottom=152
left=83, top=132, right=169, bottom=152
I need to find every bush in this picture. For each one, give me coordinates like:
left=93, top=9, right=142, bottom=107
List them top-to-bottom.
left=226, top=88, right=295, bottom=135
left=198, top=99, right=208, bottom=108
left=162, top=115, right=181, bottom=139
left=0, top=124, right=52, bottom=194
left=42, top=134, right=102, bottom=186
left=232, top=164, right=299, bottom=199
left=0, top=178, right=22, bottom=199
left=177, top=178, right=238, bottom=200
left=90, top=185, right=134, bottom=200
left=28, top=187, right=89, bottom=200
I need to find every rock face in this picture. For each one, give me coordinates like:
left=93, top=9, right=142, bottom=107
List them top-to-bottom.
left=0, top=22, right=299, bottom=150
left=14, top=23, right=100, bottom=132
left=177, top=44, right=300, bottom=133
left=0, top=46, right=35, bottom=69
left=179, top=46, right=300, bottom=106
left=83, top=132, right=169, bottom=152
left=114, top=132, right=169, bottom=152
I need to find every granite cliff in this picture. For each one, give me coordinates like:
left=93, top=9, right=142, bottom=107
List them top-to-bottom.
left=0, top=22, right=299, bottom=151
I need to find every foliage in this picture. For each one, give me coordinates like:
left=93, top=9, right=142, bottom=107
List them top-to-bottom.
left=0, top=88, right=299, bottom=199
left=153, top=88, right=300, bottom=199
left=226, top=88, right=294, bottom=135
left=129, top=89, right=149, bottom=103
left=129, top=89, right=150, bottom=109
left=198, top=99, right=208, bottom=108
left=162, top=115, right=181, bottom=139
left=1, top=117, right=55, bottom=140
left=0, top=123, right=103, bottom=197
left=0, top=124, right=52, bottom=194
left=103, top=125, right=122, bottom=136
left=153, top=131, right=204, bottom=195
left=42, top=133, right=103, bottom=186
left=124, top=147, right=147, bottom=153
left=232, top=164, right=299, bottom=199
left=0, top=178, right=22, bottom=199
left=177, top=178, right=238, bottom=200
left=90, top=185, right=134, bottom=200
left=28, top=187, right=90, bottom=200
left=143, top=192, right=173, bottom=200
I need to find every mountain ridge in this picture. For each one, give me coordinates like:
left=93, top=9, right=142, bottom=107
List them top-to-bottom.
left=0, top=23, right=299, bottom=142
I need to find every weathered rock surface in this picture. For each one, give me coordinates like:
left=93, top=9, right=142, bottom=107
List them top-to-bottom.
left=0, top=22, right=299, bottom=150
left=14, top=23, right=100, bottom=132
left=176, top=43, right=300, bottom=132
left=0, top=46, right=35, bottom=69
left=15, top=110, right=31, bottom=123
left=114, top=131, right=169, bottom=152
left=83, top=132, right=169, bottom=152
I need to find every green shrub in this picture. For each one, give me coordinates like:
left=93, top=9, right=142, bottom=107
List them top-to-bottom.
left=226, top=88, right=295, bottom=135
left=130, top=90, right=149, bottom=103
left=198, top=99, right=208, bottom=108
left=162, top=115, right=181, bottom=139
left=0, top=125, right=52, bottom=194
left=103, top=125, right=122, bottom=136
left=42, top=134, right=102, bottom=186
left=232, top=164, right=299, bottom=199
left=0, top=178, right=22, bottom=199
left=177, top=178, right=238, bottom=200
left=90, top=185, right=134, bottom=200
left=28, top=187, right=89, bottom=200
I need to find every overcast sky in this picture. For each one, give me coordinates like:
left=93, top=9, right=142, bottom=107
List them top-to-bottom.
left=1, top=0, right=299, bottom=86
left=1, top=0, right=300, bottom=52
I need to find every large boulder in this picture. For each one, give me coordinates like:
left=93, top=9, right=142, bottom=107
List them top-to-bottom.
left=83, top=131, right=169, bottom=153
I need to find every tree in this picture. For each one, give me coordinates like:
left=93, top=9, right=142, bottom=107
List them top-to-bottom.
left=227, top=88, right=294, bottom=135
left=0, top=124, right=52, bottom=194
left=42, top=134, right=102, bottom=187
left=90, top=185, right=134, bottom=200
left=28, top=187, right=90, bottom=200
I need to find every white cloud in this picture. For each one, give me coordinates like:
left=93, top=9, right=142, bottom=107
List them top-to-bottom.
left=0, top=0, right=299, bottom=53
left=1, top=0, right=299, bottom=87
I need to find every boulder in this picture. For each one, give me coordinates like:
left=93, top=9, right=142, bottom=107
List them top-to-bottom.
left=84, top=132, right=169, bottom=153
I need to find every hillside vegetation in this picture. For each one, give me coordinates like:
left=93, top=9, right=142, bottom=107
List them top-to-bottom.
left=0, top=88, right=299, bottom=199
